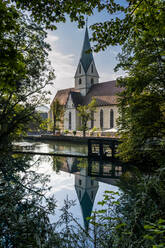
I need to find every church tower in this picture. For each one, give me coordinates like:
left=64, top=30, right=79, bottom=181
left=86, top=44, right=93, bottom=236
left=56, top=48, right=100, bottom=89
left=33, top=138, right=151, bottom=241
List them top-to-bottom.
left=74, top=27, right=99, bottom=96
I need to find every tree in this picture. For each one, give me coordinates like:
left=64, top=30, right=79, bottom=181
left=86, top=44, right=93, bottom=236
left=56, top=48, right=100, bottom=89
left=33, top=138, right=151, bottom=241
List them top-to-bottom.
left=114, top=0, right=165, bottom=164
left=0, top=1, right=25, bottom=91
left=0, top=6, right=55, bottom=151
left=51, top=99, right=64, bottom=135
left=77, top=99, right=96, bottom=137
left=0, top=154, right=62, bottom=247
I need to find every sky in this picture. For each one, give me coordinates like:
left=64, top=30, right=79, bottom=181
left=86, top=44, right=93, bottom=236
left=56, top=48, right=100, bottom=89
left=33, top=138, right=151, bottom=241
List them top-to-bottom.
left=46, top=8, right=126, bottom=103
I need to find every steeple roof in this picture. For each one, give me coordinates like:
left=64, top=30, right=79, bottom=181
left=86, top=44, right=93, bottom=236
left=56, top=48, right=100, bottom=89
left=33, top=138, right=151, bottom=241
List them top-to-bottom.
left=80, top=27, right=93, bottom=73
left=80, top=190, right=93, bottom=229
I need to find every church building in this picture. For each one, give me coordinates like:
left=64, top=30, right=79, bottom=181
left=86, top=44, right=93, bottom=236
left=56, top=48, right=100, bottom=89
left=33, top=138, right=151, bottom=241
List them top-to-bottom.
left=49, top=27, right=123, bottom=131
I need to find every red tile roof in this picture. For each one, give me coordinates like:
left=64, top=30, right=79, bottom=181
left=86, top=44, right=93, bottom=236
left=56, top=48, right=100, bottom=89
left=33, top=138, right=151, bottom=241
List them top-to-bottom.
left=51, top=81, right=123, bottom=108
left=83, top=81, right=123, bottom=106
left=51, top=88, right=79, bottom=106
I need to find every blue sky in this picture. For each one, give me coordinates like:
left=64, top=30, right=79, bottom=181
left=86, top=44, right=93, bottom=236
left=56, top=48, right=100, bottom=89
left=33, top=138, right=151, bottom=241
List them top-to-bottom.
left=46, top=8, right=126, bottom=103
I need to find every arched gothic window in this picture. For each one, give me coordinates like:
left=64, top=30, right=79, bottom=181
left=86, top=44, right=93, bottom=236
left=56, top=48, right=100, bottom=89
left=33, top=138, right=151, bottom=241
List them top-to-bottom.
left=91, top=64, right=93, bottom=73
left=79, top=65, right=81, bottom=74
left=79, top=78, right=82, bottom=85
left=91, top=78, right=94, bottom=86
left=100, top=109, right=103, bottom=129
left=110, top=109, right=114, bottom=128
left=69, top=112, right=71, bottom=130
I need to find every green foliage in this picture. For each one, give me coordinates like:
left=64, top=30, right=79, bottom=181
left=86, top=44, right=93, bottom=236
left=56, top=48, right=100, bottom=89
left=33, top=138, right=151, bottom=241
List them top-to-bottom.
left=11, top=0, right=111, bottom=30
left=113, top=0, right=165, bottom=164
left=0, top=1, right=24, bottom=90
left=0, top=5, right=55, bottom=150
left=77, top=98, right=96, bottom=137
left=51, top=99, right=64, bottom=135
left=39, top=118, right=49, bottom=131
left=92, top=126, right=98, bottom=132
left=64, top=129, right=69, bottom=135
left=73, top=130, right=77, bottom=136
left=0, top=155, right=60, bottom=247
left=52, top=156, right=64, bottom=173
left=84, top=167, right=165, bottom=248
left=144, top=219, right=165, bottom=248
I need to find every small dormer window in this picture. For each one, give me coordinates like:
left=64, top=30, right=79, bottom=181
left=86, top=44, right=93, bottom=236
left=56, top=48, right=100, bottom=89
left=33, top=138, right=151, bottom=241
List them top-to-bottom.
left=91, top=64, right=93, bottom=73
left=79, top=65, right=81, bottom=74
left=79, top=78, right=82, bottom=85
left=91, top=78, right=94, bottom=86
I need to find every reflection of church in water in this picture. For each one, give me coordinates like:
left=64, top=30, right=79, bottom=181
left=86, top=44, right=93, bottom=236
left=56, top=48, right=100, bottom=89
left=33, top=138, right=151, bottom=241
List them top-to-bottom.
left=57, top=156, right=124, bottom=228
left=66, top=157, right=98, bottom=228
left=75, top=166, right=98, bottom=228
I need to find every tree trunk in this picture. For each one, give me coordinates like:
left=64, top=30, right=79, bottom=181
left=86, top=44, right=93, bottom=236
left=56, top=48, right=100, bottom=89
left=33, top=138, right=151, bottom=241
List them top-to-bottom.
left=53, top=119, right=56, bottom=135
left=83, top=129, right=86, bottom=137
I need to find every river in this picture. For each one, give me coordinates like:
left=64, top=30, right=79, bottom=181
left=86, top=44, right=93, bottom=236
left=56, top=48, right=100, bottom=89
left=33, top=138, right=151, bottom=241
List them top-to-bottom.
left=13, top=140, right=123, bottom=229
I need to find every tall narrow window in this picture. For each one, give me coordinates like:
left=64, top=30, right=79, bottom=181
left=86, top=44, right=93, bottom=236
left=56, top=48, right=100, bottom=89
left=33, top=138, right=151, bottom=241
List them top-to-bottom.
left=91, top=64, right=93, bottom=73
left=79, top=65, right=81, bottom=74
left=79, top=78, right=82, bottom=85
left=91, top=78, right=94, bottom=86
left=100, top=109, right=103, bottom=129
left=110, top=109, right=114, bottom=128
left=91, top=111, right=94, bottom=128
left=69, top=112, right=71, bottom=130
left=79, top=190, right=81, bottom=199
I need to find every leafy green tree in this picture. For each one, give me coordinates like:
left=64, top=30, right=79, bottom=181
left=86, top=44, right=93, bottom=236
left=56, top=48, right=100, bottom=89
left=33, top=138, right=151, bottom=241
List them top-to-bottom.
left=115, top=0, right=165, bottom=164
left=0, top=1, right=25, bottom=91
left=0, top=7, right=55, bottom=151
left=50, top=99, right=64, bottom=135
left=77, top=99, right=96, bottom=137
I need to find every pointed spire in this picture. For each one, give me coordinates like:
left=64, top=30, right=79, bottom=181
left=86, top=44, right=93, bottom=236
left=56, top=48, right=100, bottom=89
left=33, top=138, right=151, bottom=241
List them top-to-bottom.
left=80, top=26, right=93, bottom=73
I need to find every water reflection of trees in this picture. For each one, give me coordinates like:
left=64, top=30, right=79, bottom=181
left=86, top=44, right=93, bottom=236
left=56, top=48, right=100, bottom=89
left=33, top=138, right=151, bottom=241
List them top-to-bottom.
left=0, top=155, right=59, bottom=247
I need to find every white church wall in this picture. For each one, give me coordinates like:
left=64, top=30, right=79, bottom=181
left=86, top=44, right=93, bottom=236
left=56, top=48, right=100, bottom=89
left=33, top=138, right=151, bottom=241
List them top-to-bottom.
left=64, top=94, right=77, bottom=130
left=92, top=105, right=119, bottom=130
left=64, top=109, right=77, bottom=130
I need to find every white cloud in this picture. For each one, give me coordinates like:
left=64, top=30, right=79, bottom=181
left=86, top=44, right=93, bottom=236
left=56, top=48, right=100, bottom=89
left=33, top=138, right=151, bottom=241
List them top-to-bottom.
left=46, top=33, right=76, bottom=102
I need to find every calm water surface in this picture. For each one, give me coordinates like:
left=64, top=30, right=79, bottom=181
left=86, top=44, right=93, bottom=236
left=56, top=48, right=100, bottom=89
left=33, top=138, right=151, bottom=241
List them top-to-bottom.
left=14, top=140, right=123, bottom=228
